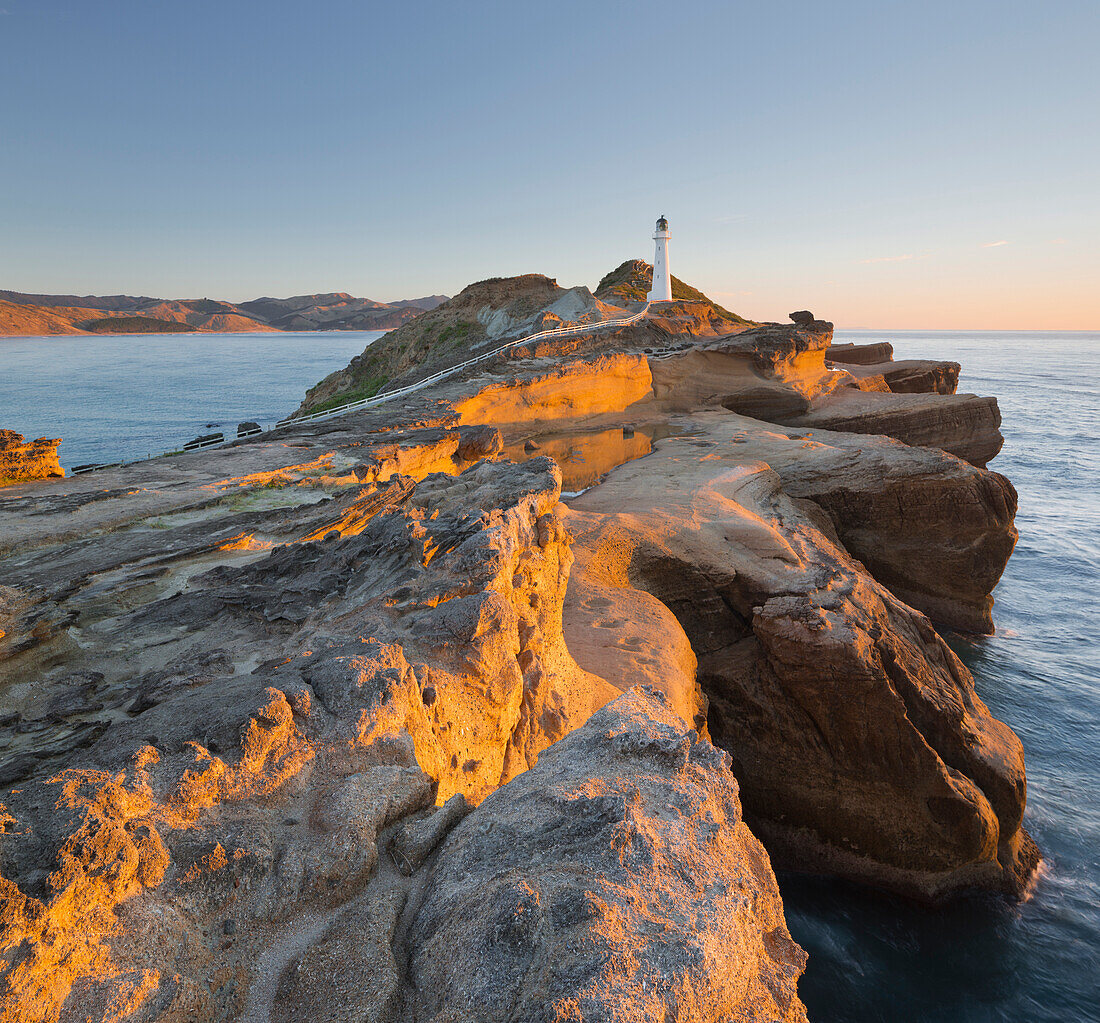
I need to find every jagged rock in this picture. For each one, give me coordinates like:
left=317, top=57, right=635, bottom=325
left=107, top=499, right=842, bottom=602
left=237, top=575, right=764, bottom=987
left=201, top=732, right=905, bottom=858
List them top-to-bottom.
left=649, top=320, right=845, bottom=419
left=567, top=425, right=1036, bottom=899
left=0, top=430, right=63, bottom=484
left=406, top=689, right=808, bottom=1022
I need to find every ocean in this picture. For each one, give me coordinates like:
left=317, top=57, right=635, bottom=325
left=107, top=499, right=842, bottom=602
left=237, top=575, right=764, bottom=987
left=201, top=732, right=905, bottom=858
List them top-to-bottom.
left=1, top=328, right=1097, bottom=1020
left=0, top=330, right=385, bottom=467
left=786, top=331, right=1100, bottom=1023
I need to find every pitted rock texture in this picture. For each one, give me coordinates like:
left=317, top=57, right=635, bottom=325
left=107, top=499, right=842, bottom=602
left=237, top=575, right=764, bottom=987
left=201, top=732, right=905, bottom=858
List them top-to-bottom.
left=649, top=321, right=844, bottom=420
left=0, top=424, right=617, bottom=1022
left=0, top=430, right=63, bottom=484
left=405, top=689, right=808, bottom=1023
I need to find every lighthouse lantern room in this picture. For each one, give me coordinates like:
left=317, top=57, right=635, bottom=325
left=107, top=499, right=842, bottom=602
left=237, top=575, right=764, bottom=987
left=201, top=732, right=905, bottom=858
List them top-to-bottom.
left=647, top=215, right=672, bottom=303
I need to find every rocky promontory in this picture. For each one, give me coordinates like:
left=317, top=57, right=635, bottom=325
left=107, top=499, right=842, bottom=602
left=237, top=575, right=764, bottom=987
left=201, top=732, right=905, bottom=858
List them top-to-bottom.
left=0, top=268, right=1034, bottom=1022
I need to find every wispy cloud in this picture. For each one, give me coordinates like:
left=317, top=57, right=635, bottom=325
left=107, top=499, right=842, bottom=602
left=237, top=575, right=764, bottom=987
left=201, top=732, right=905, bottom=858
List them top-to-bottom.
left=714, top=214, right=750, bottom=225
left=1049, top=238, right=1068, bottom=245
left=981, top=240, right=1009, bottom=248
left=859, top=254, right=916, bottom=264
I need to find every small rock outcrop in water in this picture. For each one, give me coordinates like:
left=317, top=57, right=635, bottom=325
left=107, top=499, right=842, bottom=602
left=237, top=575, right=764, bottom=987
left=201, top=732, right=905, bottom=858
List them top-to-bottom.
left=0, top=268, right=1038, bottom=1021
left=0, top=430, right=63, bottom=484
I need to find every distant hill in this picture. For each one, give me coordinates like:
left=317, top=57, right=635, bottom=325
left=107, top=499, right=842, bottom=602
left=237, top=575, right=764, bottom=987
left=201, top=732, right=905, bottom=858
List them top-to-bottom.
left=0, top=289, right=452, bottom=337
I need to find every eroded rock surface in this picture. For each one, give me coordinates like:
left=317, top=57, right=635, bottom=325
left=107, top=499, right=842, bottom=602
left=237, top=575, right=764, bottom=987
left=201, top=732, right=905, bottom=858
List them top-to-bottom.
left=0, top=274, right=1037, bottom=1021
left=775, top=389, right=1005, bottom=467
left=683, top=412, right=1018, bottom=633
left=566, top=425, right=1037, bottom=898
left=0, top=430, right=63, bottom=484
left=405, top=689, right=808, bottom=1023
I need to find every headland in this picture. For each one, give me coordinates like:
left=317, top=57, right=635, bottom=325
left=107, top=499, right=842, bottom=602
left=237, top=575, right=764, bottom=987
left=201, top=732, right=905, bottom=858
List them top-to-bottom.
left=0, top=261, right=1036, bottom=1022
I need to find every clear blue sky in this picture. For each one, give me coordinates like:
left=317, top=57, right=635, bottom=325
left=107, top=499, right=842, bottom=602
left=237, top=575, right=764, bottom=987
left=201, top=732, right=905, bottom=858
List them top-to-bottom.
left=2, top=0, right=1097, bottom=327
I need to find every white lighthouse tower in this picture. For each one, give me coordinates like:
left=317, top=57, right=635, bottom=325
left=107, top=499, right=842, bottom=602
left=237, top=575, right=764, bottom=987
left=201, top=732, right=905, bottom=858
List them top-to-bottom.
left=647, top=215, right=672, bottom=303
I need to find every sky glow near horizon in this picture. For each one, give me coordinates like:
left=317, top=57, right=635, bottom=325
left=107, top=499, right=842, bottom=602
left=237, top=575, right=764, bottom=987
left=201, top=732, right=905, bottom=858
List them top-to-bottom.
left=1, top=0, right=1097, bottom=329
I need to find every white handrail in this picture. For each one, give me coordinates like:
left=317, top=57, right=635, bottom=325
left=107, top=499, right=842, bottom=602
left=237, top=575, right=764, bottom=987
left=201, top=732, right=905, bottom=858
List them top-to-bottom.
left=70, top=303, right=651, bottom=473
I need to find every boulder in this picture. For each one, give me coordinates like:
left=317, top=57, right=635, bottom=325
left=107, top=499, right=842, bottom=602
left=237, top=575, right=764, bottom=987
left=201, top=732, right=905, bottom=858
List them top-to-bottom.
left=406, top=689, right=809, bottom=1022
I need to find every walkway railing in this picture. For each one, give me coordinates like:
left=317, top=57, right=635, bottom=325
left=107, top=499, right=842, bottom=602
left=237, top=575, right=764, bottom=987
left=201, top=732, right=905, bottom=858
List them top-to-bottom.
left=69, top=303, right=650, bottom=473
left=272, top=303, right=651, bottom=430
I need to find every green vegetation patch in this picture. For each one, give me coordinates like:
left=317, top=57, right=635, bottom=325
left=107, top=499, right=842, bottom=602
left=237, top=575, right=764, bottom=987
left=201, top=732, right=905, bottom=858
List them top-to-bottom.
left=596, top=259, right=755, bottom=325
left=82, top=316, right=193, bottom=334
left=437, top=321, right=476, bottom=348
left=308, top=375, right=387, bottom=414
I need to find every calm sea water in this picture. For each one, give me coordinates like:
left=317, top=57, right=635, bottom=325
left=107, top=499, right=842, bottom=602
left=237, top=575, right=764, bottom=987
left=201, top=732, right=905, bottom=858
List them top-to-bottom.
left=1, top=328, right=1097, bottom=1019
left=0, top=330, right=384, bottom=467
left=785, top=331, right=1100, bottom=1023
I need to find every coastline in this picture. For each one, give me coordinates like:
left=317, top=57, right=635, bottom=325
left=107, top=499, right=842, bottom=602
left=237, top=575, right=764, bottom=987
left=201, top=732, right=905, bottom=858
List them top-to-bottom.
left=0, top=292, right=1055, bottom=1021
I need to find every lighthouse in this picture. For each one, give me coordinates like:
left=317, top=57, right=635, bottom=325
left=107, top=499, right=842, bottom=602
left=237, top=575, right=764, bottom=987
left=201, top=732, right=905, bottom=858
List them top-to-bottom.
left=647, top=215, right=672, bottom=303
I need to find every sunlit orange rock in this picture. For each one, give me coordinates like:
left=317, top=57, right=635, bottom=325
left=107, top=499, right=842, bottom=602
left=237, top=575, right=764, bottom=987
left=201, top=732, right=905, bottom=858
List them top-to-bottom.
left=0, top=430, right=63, bottom=485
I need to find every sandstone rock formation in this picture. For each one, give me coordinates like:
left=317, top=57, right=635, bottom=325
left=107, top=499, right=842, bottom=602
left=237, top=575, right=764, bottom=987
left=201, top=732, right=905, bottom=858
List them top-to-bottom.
left=0, top=271, right=1037, bottom=1021
left=649, top=319, right=844, bottom=420
left=826, top=340, right=895, bottom=365
left=838, top=358, right=961, bottom=395
left=775, top=389, right=1005, bottom=467
left=676, top=412, right=1017, bottom=633
left=566, top=422, right=1036, bottom=898
left=0, top=430, right=63, bottom=484
left=406, top=689, right=808, bottom=1023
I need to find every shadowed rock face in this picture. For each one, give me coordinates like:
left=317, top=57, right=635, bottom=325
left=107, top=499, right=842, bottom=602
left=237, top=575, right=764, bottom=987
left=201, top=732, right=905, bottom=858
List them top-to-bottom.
left=833, top=357, right=962, bottom=396
left=775, top=389, right=1005, bottom=467
left=690, top=412, right=1019, bottom=634
left=567, top=425, right=1036, bottom=899
left=0, top=430, right=63, bottom=484
left=407, top=689, right=808, bottom=1023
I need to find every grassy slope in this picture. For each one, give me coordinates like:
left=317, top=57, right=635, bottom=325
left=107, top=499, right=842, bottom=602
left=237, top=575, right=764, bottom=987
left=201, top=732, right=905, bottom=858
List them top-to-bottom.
left=595, top=260, right=754, bottom=324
